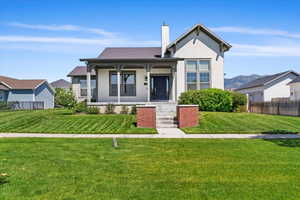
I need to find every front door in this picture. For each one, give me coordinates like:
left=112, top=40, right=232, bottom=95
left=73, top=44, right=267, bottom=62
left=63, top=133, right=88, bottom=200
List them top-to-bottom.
left=151, top=76, right=169, bottom=100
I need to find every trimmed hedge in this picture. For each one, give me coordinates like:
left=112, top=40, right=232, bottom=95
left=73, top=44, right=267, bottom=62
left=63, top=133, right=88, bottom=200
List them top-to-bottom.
left=178, top=88, right=233, bottom=112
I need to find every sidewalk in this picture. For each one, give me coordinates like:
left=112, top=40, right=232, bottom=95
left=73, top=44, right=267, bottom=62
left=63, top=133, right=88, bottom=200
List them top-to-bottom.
left=0, top=131, right=300, bottom=139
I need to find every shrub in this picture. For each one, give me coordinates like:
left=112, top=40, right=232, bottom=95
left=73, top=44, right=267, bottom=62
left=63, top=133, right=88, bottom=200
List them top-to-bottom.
left=54, top=88, right=76, bottom=109
left=178, top=88, right=233, bottom=112
left=230, top=91, right=247, bottom=112
left=73, top=101, right=87, bottom=113
left=0, top=102, right=11, bottom=111
left=105, top=104, right=115, bottom=114
left=120, top=105, right=129, bottom=114
left=131, top=105, right=137, bottom=114
left=86, top=106, right=99, bottom=114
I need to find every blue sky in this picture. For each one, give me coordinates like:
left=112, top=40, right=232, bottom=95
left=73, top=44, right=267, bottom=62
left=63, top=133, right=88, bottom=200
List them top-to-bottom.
left=1, top=0, right=300, bottom=82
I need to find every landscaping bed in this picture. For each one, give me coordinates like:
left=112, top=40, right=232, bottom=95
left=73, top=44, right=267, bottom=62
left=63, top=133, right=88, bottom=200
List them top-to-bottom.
left=0, top=109, right=156, bottom=134
left=182, top=112, right=300, bottom=134
left=1, top=138, right=300, bottom=199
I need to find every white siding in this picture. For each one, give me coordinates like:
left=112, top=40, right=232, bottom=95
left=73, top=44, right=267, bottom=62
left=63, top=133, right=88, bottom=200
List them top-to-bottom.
left=172, top=29, right=225, bottom=97
left=264, top=73, right=297, bottom=101
left=290, top=83, right=300, bottom=101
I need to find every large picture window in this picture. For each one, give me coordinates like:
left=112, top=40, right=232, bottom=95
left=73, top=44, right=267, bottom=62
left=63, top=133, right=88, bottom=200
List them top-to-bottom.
left=185, top=60, right=210, bottom=90
left=110, top=71, right=136, bottom=96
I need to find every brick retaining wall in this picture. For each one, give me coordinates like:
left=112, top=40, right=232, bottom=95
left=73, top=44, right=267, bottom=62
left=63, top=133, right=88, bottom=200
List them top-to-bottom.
left=136, top=105, right=156, bottom=128
left=177, top=105, right=199, bottom=128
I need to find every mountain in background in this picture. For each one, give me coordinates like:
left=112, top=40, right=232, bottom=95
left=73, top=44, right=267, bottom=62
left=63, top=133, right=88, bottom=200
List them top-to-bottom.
left=225, top=74, right=263, bottom=90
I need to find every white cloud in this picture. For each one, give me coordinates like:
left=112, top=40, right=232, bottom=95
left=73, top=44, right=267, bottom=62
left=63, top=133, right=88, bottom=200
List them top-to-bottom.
left=7, top=22, right=116, bottom=37
left=211, top=26, right=300, bottom=39
left=0, top=35, right=159, bottom=46
left=229, top=43, right=300, bottom=56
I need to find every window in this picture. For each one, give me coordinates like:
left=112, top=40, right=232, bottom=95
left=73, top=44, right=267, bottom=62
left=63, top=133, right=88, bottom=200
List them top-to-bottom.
left=185, top=60, right=210, bottom=90
left=110, top=71, right=136, bottom=96
left=80, top=79, right=96, bottom=97
left=0, top=91, right=4, bottom=101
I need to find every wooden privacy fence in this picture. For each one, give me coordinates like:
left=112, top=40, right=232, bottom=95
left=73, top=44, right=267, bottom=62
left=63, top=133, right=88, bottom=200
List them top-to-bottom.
left=8, top=101, right=44, bottom=110
left=249, top=101, right=300, bottom=116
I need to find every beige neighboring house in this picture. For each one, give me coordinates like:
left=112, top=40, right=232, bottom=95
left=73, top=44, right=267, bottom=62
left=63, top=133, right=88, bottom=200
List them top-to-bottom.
left=69, top=23, right=231, bottom=103
left=67, top=66, right=96, bottom=102
left=236, top=71, right=299, bottom=102
left=288, top=76, right=300, bottom=101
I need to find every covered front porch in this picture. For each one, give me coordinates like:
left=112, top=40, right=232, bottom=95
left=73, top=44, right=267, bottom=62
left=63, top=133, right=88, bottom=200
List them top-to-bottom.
left=80, top=58, right=182, bottom=104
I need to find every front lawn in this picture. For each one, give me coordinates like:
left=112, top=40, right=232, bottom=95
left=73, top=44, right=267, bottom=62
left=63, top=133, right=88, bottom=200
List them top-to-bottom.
left=0, top=109, right=156, bottom=134
left=182, top=112, right=300, bottom=134
left=1, top=138, right=300, bottom=199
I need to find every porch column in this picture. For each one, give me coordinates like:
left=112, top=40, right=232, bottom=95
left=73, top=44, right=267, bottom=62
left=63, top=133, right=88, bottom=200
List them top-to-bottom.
left=86, top=64, right=92, bottom=103
left=146, top=64, right=151, bottom=102
left=117, top=65, right=121, bottom=103
left=172, top=65, right=177, bottom=102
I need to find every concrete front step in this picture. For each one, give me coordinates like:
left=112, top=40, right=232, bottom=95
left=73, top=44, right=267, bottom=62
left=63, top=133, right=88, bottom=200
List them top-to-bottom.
left=155, top=102, right=178, bottom=128
left=156, top=112, right=176, bottom=115
left=157, top=116, right=175, bottom=120
left=157, top=120, right=177, bottom=125
left=156, top=124, right=178, bottom=128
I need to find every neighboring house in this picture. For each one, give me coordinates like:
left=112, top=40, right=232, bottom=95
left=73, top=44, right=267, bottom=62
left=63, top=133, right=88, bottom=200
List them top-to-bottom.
left=77, top=23, right=231, bottom=104
left=67, top=66, right=97, bottom=102
left=235, top=71, right=299, bottom=102
left=0, top=75, right=55, bottom=109
left=288, top=76, right=300, bottom=101
left=51, top=79, right=71, bottom=90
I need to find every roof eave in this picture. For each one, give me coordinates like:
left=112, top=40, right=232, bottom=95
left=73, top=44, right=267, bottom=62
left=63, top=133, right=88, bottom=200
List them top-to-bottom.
left=80, top=58, right=184, bottom=63
left=0, top=81, right=12, bottom=89
left=235, top=85, right=264, bottom=91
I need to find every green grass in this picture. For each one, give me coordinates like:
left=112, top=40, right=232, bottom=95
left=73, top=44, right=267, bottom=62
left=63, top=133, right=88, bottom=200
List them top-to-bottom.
left=0, top=109, right=156, bottom=134
left=182, top=112, right=300, bottom=134
left=1, top=138, right=300, bottom=199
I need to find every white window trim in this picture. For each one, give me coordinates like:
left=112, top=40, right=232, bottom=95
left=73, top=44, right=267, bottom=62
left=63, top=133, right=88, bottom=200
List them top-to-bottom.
left=185, top=59, right=212, bottom=90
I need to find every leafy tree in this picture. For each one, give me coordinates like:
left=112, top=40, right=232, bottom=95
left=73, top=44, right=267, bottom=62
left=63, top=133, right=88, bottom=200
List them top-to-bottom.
left=54, top=88, right=76, bottom=109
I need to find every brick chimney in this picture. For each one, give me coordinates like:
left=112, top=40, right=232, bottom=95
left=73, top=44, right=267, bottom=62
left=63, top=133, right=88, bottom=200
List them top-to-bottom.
left=161, top=22, right=170, bottom=58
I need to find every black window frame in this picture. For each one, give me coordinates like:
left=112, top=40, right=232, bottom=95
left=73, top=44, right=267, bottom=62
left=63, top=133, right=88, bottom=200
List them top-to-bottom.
left=109, top=71, right=136, bottom=96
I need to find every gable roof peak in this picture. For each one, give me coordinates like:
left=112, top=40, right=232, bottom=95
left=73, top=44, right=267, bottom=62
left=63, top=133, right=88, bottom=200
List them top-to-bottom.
left=167, top=23, right=232, bottom=52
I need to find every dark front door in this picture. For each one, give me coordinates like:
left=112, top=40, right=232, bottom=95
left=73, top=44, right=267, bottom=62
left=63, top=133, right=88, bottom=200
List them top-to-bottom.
left=151, top=76, right=169, bottom=100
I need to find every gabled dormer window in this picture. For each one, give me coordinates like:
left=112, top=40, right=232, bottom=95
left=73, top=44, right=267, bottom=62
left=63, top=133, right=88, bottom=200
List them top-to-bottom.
left=185, top=59, right=211, bottom=90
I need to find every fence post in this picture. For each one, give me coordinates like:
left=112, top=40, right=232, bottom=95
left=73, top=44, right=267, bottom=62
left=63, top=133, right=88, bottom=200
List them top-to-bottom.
left=246, top=94, right=250, bottom=112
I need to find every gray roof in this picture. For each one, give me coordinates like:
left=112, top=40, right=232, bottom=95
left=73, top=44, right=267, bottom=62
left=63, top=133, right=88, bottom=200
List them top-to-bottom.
left=167, top=24, right=232, bottom=52
left=98, top=47, right=162, bottom=59
left=67, top=66, right=96, bottom=77
left=236, top=71, right=299, bottom=91
left=288, top=76, right=300, bottom=84
left=50, top=79, right=71, bottom=89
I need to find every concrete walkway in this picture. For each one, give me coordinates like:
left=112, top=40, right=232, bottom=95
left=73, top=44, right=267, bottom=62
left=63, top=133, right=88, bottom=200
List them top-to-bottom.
left=0, top=131, right=300, bottom=139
